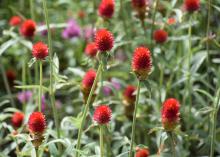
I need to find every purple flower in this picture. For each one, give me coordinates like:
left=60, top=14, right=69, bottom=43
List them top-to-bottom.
left=62, top=19, right=81, bottom=39
left=83, top=27, right=95, bottom=41
left=103, top=79, right=121, bottom=96
left=17, top=91, right=32, bottom=104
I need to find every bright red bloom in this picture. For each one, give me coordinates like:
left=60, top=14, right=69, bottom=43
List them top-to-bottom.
left=98, top=0, right=115, bottom=19
left=132, top=0, right=148, bottom=9
left=184, top=0, right=200, bottom=12
left=9, top=16, right=22, bottom=26
left=167, top=18, right=176, bottom=25
left=20, top=19, right=36, bottom=38
left=95, top=29, right=114, bottom=52
left=153, top=29, right=168, bottom=43
left=32, top=42, right=49, bottom=60
left=85, top=42, right=98, bottom=58
left=132, top=47, right=152, bottom=80
left=6, top=69, right=16, bottom=85
left=82, top=69, right=97, bottom=91
left=123, top=85, right=136, bottom=105
left=161, top=98, right=180, bottom=131
left=93, top=105, right=112, bottom=125
left=11, top=112, right=24, bottom=128
left=28, top=112, right=46, bottom=133
left=136, top=148, right=149, bottom=157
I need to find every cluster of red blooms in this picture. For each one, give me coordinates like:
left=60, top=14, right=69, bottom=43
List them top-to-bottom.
left=98, top=0, right=115, bottom=19
left=184, top=0, right=200, bottom=12
left=153, top=29, right=168, bottom=44
left=32, top=41, right=49, bottom=60
left=132, top=47, right=152, bottom=80
left=161, top=98, right=180, bottom=131
left=93, top=105, right=112, bottom=125
left=135, top=148, right=149, bottom=157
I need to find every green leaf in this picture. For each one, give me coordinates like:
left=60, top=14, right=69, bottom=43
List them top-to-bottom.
left=0, top=39, right=18, bottom=56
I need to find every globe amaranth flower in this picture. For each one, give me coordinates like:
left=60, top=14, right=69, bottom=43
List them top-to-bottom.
left=98, top=0, right=115, bottom=19
left=131, top=0, right=148, bottom=20
left=184, top=0, right=200, bottom=12
left=9, top=16, right=22, bottom=26
left=20, top=19, right=36, bottom=38
left=62, top=19, right=80, bottom=39
left=95, top=29, right=114, bottom=52
left=153, top=29, right=168, bottom=43
left=32, top=41, right=49, bottom=60
left=85, top=42, right=98, bottom=58
left=132, top=47, right=152, bottom=80
left=6, top=69, right=16, bottom=86
left=123, top=85, right=136, bottom=119
left=17, top=91, right=33, bottom=104
left=161, top=98, right=180, bottom=131
left=93, top=105, right=112, bottom=125
left=11, top=112, right=24, bottom=128
left=28, top=112, right=46, bottom=134
left=136, top=148, right=149, bottom=157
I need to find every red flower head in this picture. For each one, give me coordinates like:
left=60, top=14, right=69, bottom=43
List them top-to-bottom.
left=98, top=0, right=115, bottom=19
left=132, top=0, right=148, bottom=9
left=184, top=0, right=200, bottom=12
left=9, top=16, right=22, bottom=26
left=167, top=18, right=176, bottom=25
left=20, top=19, right=36, bottom=38
left=95, top=29, right=114, bottom=52
left=153, top=29, right=168, bottom=43
left=32, top=42, right=49, bottom=60
left=85, top=42, right=98, bottom=58
left=132, top=47, right=152, bottom=80
left=6, top=69, right=16, bottom=85
left=82, top=69, right=97, bottom=92
left=123, top=85, right=136, bottom=105
left=161, top=98, right=180, bottom=131
left=93, top=105, right=112, bottom=125
left=11, top=112, right=24, bottom=128
left=28, top=112, right=46, bottom=134
left=136, top=148, right=149, bottom=157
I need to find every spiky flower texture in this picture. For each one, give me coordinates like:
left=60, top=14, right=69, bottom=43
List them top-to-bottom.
left=98, top=0, right=115, bottom=19
left=184, top=0, right=200, bottom=12
left=20, top=19, right=36, bottom=38
left=95, top=29, right=114, bottom=52
left=32, top=42, right=49, bottom=60
left=132, top=47, right=152, bottom=80
left=161, top=98, right=180, bottom=131
left=93, top=105, right=112, bottom=125
left=11, top=112, right=24, bottom=128
left=28, top=112, right=46, bottom=134
left=136, top=148, right=149, bottom=157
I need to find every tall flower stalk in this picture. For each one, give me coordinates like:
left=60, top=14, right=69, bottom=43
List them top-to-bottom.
left=42, top=0, right=61, bottom=144
left=38, top=61, right=43, bottom=111
left=129, top=80, right=141, bottom=157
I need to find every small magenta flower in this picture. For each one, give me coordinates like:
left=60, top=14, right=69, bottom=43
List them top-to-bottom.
left=98, top=0, right=115, bottom=19
left=184, top=0, right=200, bottom=12
left=9, top=16, right=22, bottom=26
left=20, top=19, right=36, bottom=38
left=62, top=19, right=81, bottom=39
left=94, top=29, right=114, bottom=52
left=153, top=29, right=168, bottom=43
left=32, top=41, right=49, bottom=60
left=132, top=47, right=152, bottom=80
left=17, top=91, right=33, bottom=104
left=161, top=98, right=180, bottom=131
left=93, top=105, right=112, bottom=125
left=11, top=112, right=24, bottom=128
left=135, top=148, right=149, bottom=157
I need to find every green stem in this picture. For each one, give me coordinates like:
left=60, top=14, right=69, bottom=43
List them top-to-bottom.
left=29, top=0, right=35, bottom=20
left=42, top=0, right=61, bottom=150
left=150, top=0, right=159, bottom=48
left=206, top=0, right=211, bottom=68
left=0, top=59, right=15, bottom=107
left=38, top=61, right=43, bottom=112
left=76, top=64, right=102, bottom=157
left=129, top=80, right=141, bottom=157
left=210, top=89, right=220, bottom=157
left=100, top=125, right=104, bottom=157
left=169, top=132, right=176, bottom=157
left=36, top=147, right=39, bottom=157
